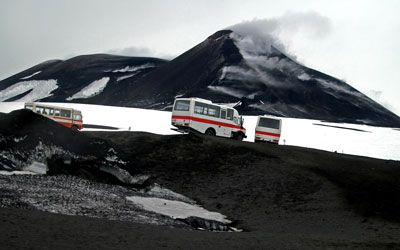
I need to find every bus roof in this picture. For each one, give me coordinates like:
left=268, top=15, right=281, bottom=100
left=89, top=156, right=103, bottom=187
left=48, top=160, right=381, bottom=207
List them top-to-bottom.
left=175, top=97, right=212, bottom=104
left=24, top=102, right=81, bottom=113
left=259, top=115, right=282, bottom=120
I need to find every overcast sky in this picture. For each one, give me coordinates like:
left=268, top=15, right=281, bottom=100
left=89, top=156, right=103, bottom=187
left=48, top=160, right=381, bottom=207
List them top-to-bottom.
left=1, top=0, right=399, bottom=115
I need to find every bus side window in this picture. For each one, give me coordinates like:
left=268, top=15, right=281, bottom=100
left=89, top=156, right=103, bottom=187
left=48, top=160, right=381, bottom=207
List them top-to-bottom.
left=194, top=102, right=208, bottom=115
left=208, top=105, right=220, bottom=118
left=35, top=107, right=43, bottom=114
left=44, top=108, right=52, bottom=115
left=48, top=108, right=54, bottom=116
left=54, top=109, right=60, bottom=116
left=221, top=109, right=227, bottom=119
left=227, top=109, right=233, bottom=120
left=60, top=110, right=71, bottom=118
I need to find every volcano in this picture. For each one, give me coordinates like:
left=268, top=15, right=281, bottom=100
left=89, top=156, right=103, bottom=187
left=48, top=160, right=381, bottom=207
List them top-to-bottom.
left=1, top=30, right=400, bottom=127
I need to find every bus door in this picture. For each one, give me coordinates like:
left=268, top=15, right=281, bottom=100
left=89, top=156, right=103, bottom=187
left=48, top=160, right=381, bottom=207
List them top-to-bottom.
left=220, top=108, right=231, bottom=136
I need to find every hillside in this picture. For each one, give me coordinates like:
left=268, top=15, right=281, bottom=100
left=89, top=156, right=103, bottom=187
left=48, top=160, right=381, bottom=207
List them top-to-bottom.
left=1, top=110, right=400, bottom=249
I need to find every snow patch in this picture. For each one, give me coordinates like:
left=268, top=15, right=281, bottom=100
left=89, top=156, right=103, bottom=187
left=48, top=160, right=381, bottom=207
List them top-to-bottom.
left=111, top=63, right=155, bottom=73
left=20, top=71, right=42, bottom=80
left=298, top=72, right=311, bottom=81
left=116, top=74, right=137, bottom=82
left=66, top=77, right=110, bottom=100
left=0, top=80, right=58, bottom=102
left=208, top=85, right=244, bottom=98
left=1, top=102, right=400, bottom=161
left=23, top=161, right=47, bottom=174
left=0, top=170, right=37, bottom=175
left=143, top=184, right=195, bottom=204
left=126, top=196, right=231, bottom=224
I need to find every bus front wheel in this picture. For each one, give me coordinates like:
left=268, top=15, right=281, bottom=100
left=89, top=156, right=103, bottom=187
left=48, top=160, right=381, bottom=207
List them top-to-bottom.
left=205, top=128, right=215, bottom=136
left=236, top=133, right=244, bottom=141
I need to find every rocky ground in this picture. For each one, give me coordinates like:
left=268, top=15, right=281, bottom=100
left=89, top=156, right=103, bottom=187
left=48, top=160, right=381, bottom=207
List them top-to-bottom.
left=1, top=110, right=400, bottom=249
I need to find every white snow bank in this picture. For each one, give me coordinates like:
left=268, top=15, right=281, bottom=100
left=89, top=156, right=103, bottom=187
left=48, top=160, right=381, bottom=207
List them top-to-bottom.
left=20, top=71, right=42, bottom=80
left=66, top=77, right=110, bottom=101
left=0, top=80, right=58, bottom=102
left=0, top=102, right=399, bottom=161
left=56, top=102, right=180, bottom=134
left=243, top=115, right=400, bottom=161
left=23, top=161, right=48, bottom=174
left=0, top=170, right=38, bottom=175
left=143, top=184, right=195, bottom=204
left=126, top=196, right=231, bottom=223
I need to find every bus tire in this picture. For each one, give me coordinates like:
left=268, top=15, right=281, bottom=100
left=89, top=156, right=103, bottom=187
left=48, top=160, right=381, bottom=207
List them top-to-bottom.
left=71, top=125, right=78, bottom=131
left=205, top=128, right=215, bottom=136
left=236, top=133, right=244, bottom=141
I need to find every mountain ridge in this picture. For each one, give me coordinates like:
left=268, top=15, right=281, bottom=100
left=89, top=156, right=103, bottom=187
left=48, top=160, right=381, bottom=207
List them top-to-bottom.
left=1, top=30, right=400, bottom=127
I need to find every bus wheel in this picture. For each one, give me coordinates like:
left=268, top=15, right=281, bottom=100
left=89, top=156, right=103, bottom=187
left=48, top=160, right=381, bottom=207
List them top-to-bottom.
left=71, top=125, right=78, bottom=131
left=205, top=128, right=215, bottom=136
left=236, top=133, right=244, bottom=141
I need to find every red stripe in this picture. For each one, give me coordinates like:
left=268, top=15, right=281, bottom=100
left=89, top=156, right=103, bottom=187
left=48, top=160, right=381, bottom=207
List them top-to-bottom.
left=172, top=115, right=246, bottom=131
left=255, top=130, right=280, bottom=138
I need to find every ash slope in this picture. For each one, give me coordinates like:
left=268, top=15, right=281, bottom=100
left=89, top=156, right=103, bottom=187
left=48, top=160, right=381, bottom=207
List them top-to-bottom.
left=1, top=30, right=400, bottom=127
left=0, top=54, right=167, bottom=106
left=1, top=110, right=400, bottom=249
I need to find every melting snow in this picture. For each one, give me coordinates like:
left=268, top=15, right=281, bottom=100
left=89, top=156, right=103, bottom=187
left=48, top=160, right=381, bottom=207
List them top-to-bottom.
left=112, top=63, right=155, bottom=73
left=20, top=71, right=42, bottom=80
left=297, top=72, right=311, bottom=81
left=116, top=74, right=137, bottom=81
left=66, top=77, right=110, bottom=100
left=0, top=80, right=58, bottom=102
left=208, top=85, right=244, bottom=98
left=23, top=161, right=47, bottom=174
left=0, top=170, right=38, bottom=175
left=126, top=196, right=231, bottom=224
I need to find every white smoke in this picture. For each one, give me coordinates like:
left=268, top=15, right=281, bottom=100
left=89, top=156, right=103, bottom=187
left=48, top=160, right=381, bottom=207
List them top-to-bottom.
left=220, top=11, right=332, bottom=88
left=228, top=11, right=332, bottom=56
left=367, top=89, right=397, bottom=113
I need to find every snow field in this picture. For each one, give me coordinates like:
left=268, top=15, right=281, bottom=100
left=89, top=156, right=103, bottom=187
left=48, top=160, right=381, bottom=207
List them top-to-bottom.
left=0, top=102, right=399, bottom=161
left=126, top=196, right=231, bottom=224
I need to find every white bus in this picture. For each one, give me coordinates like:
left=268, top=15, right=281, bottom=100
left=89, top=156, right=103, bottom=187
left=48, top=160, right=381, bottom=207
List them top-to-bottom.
left=171, top=97, right=246, bottom=140
left=24, top=102, right=83, bottom=130
left=254, top=115, right=282, bottom=144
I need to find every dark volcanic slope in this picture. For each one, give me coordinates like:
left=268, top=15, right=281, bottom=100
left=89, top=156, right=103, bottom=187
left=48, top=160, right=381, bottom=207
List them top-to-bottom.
left=121, top=30, right=245, bottom=108
left=0, top=54, right=167, bottom=106
left=1, top=108, right=400, bottom=249
left=0, top=110, right=135, bottom=185
left=2, top=129, right=400, bottom=250
left=89, top=131, right=400, bottom=226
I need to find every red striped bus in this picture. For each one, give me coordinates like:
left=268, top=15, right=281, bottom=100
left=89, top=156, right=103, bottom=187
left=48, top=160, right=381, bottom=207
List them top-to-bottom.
left=171, top=97, right=246, bottom=140
left=24, top=102, right=83, bottom=130
left=254, top=115, right=282, bottom=144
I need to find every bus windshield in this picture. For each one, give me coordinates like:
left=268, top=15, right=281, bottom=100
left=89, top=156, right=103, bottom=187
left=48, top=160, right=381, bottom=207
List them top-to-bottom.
left=174, top=100, right=190, bottom=111
left=258, top=117, right=280, bottom=129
